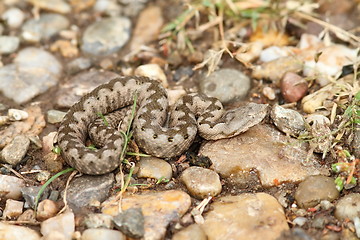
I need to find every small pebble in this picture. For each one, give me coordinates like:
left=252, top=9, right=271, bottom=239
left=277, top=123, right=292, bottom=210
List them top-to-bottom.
left=2, top=8, right=25, bottom=29
left=22, top=13, right=70, bottom=42
left=0, top=36, right=20, bottom=54
left=50, top=40, right=79, bottom=58
left=259, top=46, right=293, bottom=62
left=66, top=57, right=92, bottom=74
left=99, top=58, right=114, bottom=70
left=134, top=64, right=168, bottom=88
left=199, top=68, right=250, bottom=104
left=280, top=72, right=308, bottom=102
left=262, top=86, right=276, bottom=100
left=270, top=105, right=305, bottom=137
left=8, top=109, right=29, bottom=121
left=47, top=110, right=66, bottom=124
left=1, top=135, right=30, bottom=165
left=136, top=157, right=172, bottom=181
left=180, top=166, right=222, bottom=199
left=36, top=170, right=51, bottom=182
left=0, top=175, right=25, bottom=200
left=295, top=175, right=339, bottom=209
left=334, top=193, right=360, bottom=221
left=3, top=199, right=24, bottom=219
left=36, top=199, right=59, bottom=221
left=113, top=208, right=145, bottom=239
left=17, top=209, right=36, bottom=222
left=41, top=211, right=75, bottom=239
left=84, top=213, right=114, bottom=229
left=292, top=217, right=308, bottom=227
left=0, top=222, right=40, bottom=240
left=81, top=228, right=125, bottom=240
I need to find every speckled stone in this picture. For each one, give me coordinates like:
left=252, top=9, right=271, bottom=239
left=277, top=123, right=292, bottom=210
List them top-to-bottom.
left=81, top=17, right=131, bottom=56
left=199, top=68, right=250, bottom=104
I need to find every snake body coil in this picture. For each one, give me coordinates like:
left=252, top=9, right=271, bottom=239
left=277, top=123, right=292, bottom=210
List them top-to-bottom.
left=58, top=76, right=261, bottom=175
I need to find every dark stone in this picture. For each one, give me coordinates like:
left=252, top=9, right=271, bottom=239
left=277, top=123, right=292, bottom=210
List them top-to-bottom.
left=113, top=208, right=145, bottom=239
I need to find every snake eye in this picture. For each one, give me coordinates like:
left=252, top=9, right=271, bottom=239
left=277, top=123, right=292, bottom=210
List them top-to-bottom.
left=217, top=106, right=221, bottom=110
left=141, top=127, right=145, bottom=131
left=153, top=134, right=158, bottom=139
left=184, top=134, right=189, bottom=140
left=168, top=137, right=173, bottom=142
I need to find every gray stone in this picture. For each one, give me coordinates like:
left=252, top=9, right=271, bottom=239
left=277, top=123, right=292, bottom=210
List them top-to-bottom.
left=22, top=13, right=70, bottom=42
left=81, top=17, right=131, bottom=56
left=0, top=36, right=20, bottom=54
left=0, top=47, right=62, bottom=104
left=66, top=57, right=92, bottom=74
left=199, top=68, right=251, bottom=104
left=270, top=105, right=305, bottom=136
left=47, top=110, right=66, bottom=124
left=1, top=135, right=30, bottom=165
left=180, top=166, right=222, bottom=199
left=65, top=173, right=114, bottom=209
left=295, top=175, right=339, bottom=209
left=21, top=186, right=50, bottom=209
left=335, top=193, right=360, bottom=221
left=113, top=208, right=145, bottom=239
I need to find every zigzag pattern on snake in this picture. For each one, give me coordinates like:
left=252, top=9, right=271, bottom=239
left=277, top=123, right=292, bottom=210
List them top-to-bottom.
left=57, top=76, right=263, bottom=175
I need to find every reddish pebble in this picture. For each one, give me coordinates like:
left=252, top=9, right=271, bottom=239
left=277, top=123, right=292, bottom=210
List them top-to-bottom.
left=281, top=72, right=308, bottom=102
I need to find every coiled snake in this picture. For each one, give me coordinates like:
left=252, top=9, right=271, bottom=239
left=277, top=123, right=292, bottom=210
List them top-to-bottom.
left=57, top=76, right=267, bottom=175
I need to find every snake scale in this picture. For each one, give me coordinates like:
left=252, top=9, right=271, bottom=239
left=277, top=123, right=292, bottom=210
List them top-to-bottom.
left=58, top=76, right=262, bottom=175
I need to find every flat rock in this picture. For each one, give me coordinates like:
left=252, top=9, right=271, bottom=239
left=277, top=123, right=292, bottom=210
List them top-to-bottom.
left=21, top=13, right=69, bottom=42
left=81, top=17, right=131, bottom=56
left=0, top=47, right=62, bottom=104
left=199, top=68, right=250, bottom=104
left=55, top=71, right=119, bottom=108
left=200, top=124, right=328, bottom=187
left=1, top=135, right=30, bottom=165
left=65, top=173, right=114, bottom=210
left=0, top=175, right=25, bottom=200
left=102, top=190, right=191, bottom=240
left=202, top=193, right=289, bottom=240
left=3, top=199, right=24, bottom=219
left=113, top=208, right=145, bottom=238
left=0, top=222, right=40, bottom=240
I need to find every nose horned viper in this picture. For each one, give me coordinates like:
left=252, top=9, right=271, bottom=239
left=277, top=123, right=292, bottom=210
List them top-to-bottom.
left=57, top=76, right=267, bottom=175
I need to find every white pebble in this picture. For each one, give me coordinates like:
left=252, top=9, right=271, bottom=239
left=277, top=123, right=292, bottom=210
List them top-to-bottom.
left=2, top=8, right=25, bottom=29
left=135, top=64, right=168, bottom=88
left=8, top=109, right=29, bottom=121
left=41, top=211, right=75, bottom=239
left=293, top=216, right=308, bottom=226
left=81, top=228, right=125, bottom=240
